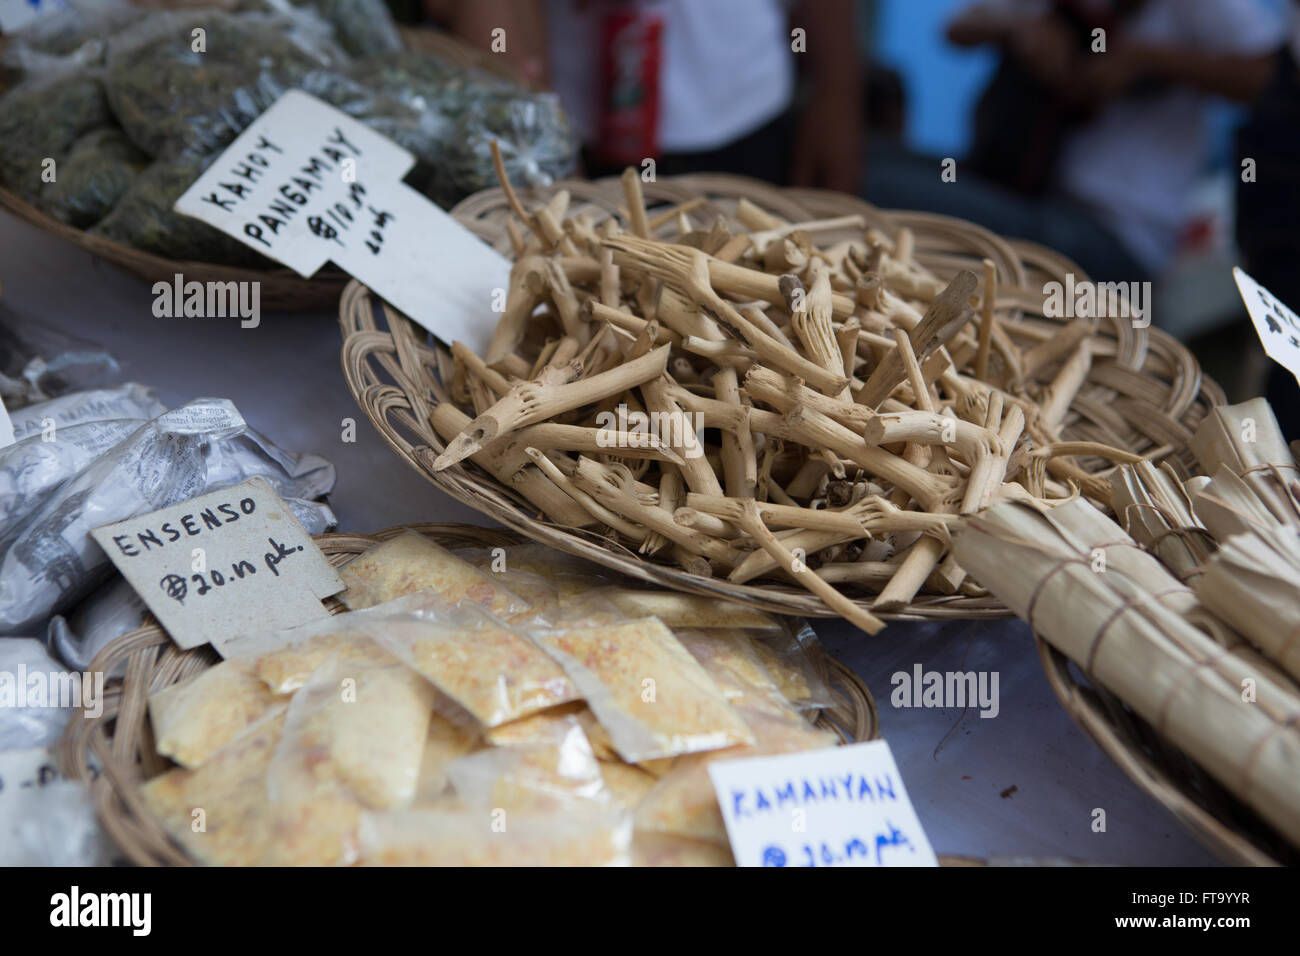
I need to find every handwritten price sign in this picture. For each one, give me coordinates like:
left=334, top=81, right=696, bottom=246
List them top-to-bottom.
left=91, top=478, right=343, bottom=652
left=708, top=740, right=937, bottom=868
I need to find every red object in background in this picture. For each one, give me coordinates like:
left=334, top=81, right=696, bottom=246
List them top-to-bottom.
left=595, top=7, right=663, bottom=166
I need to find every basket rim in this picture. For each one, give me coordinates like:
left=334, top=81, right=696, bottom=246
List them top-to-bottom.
left=338, top=174, right=1225, bottom=622
left=56, top=522, right=879, bottom=867
left=1035, top=637, right=1287, bottom=866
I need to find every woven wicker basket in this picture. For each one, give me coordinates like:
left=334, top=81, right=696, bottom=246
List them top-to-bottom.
left=0, top=27, right=521, bottom=310
left=338, top=174, right=1225, bottom=621
left=54, top=522, right=879, bottom=866
left=1037, top=640, right=1293, bottom=866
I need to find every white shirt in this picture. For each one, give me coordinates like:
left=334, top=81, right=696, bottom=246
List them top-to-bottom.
left=545, top=0, right=795, bottom=153
left=966, top=0, right=1285, bottom=273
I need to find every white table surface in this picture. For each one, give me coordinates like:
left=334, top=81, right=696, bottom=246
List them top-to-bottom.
left=0, top=211, right=1220, bottom=865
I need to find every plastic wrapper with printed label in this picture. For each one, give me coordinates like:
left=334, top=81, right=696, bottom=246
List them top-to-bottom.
left=0, top=303, right=120, bottom=410
left=5, top=383, right=164, bottom=444
left=0, top=397, right=337, bottom=635
left=0, top=418, right=144, bottom=541
left=529, top=616, right=756, bottom=763
left=0, top=638, right=93, bottom=750
left=267, top=658, right=434, bottom=811
left=358, top=806, right=632, bottom=866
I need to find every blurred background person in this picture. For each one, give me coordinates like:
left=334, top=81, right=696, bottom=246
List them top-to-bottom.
left=424, top=0, right=864, bottom=191
left=867, top=0, right=1283, bottom=283
left=1236, top=0, right=1300, bottom=436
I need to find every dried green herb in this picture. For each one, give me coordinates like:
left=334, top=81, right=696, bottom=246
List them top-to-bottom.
left=0, top=75, right=111, bottom=202
left=42, top=127, right=147, bottom=228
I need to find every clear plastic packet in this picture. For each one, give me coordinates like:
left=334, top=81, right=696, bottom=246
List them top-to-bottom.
left=297, top=0, right=402, bottom=59
left=0, top=73, right=112, bottom=202
left=40, top=126, right=147, bottom=228
left=91, top=151, right=274, bottom=265
left=0, top=302, right=119, bottom=409
left=5, top=383, right=164, bottom=444
left=0, top=418, right=143, bottom=540
left=337, top=531, right=534, bottom=620
left=446, top=543, right=561, bottom=621
left=46, top=575, right=147, bottom=674
left=599, top=588, right=780, bottom=631
left=374, top=606, right=581, bottom=728
left=528, top=616, right=755, bottom=763
left=750, top=621, right=835, bottom=712
left=251, top=627, right=394, bottom=696
left=675, top=628, right=802, bottom=721
left=0, top=638, right=86, bottom=749
left=268, top=658, right=434, bottom=811
left=148, top=659, right=282, bottom=769
left=483, top=701, right=587, bottom=746
left=634, top=709, right=840, bottom=846
left=140, top=711, right=363, bottom=866
left=447, top=714, right=606, bottom=812
left=415, top=715, right=480, bottom=801
left=598, top=760, right=658, bottom=813
left=357, top=805, right=632, bottom=866
left=631, top=833, right=734, bottom=868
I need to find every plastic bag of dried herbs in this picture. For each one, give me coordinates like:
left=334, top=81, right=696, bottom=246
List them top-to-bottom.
left=0, top=0, right=143, bottom=78
left=103, top=10, right=345, bottom=159
left=0, top=74, right=112, bottom=202
left=434, top=92, right=577, bottom=203
left=41, top=128, right=147, bottom=228
left=91, top=152, right=271, bottom=266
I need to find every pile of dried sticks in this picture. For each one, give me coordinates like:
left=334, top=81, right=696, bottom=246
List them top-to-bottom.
left=429, top=147, right=1137, bottom=633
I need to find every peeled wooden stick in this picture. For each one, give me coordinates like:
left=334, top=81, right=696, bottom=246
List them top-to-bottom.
left=621, top=167, right=650, bottom=239
left=974, top=258, right=997, bottom=381
left=1039, top=338, right=1092, bottom=431
left=434, top=345, right=670, bottom=469
left=712, top=367, right=757, bottom=498
left=732, top=501, right=886, bottom=634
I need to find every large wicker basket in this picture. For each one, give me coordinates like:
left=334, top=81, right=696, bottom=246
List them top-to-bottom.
left=0, top=28, right=522, bottom=310
left=338, top=174, right=1224, bottom=621
left=55, top=522, right=879, bottom=866
left=1037, top=640, right=1293, bottom=866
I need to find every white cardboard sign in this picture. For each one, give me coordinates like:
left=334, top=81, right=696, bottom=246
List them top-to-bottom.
left=174, top=89, right=508, bottom=354
left=1235, top=267, right=1300, bottom=390
left=90, top=477, right=343, bottom=650
left=707, top=739, right=938, bottom=868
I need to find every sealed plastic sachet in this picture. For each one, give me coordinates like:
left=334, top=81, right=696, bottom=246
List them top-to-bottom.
left=337, top=531, right=534, bottom=621
left=597, top=588, right=781, bottom=631
left=372, top=603, right=581, bottom=729
left=527, top=616, right=756, bottom=763
left=749, top=620, right=836, bottom=712
left=267, top=657, right=435, bottom=812
left=148, top=658, right=283, bottom=769
left=140, top=711, right=363, bottom=866
left=447, top=713, right=606, bottom=812
left=357, top=806, right=632, bottom=867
